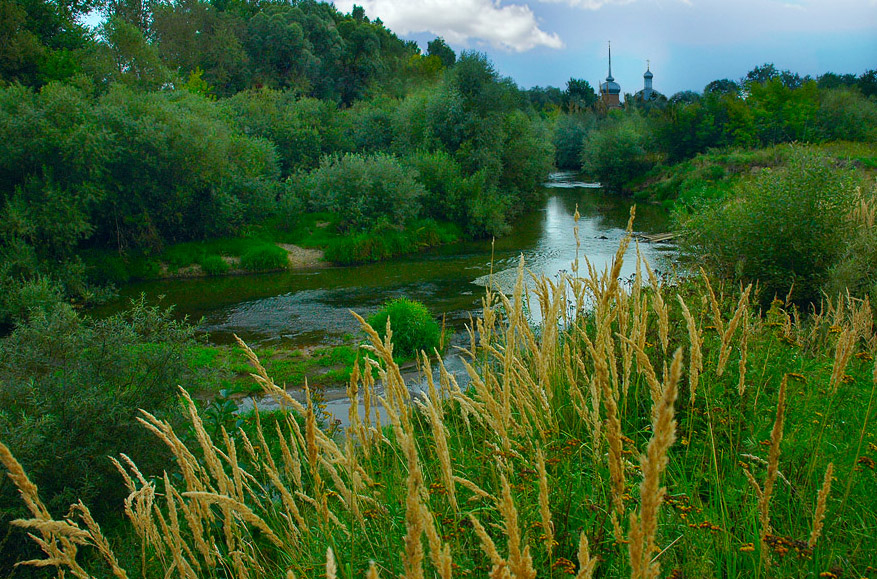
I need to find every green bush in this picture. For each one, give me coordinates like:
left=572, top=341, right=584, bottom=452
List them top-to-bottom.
left=581, top=113, right=660, bottom=192
left=681, top=146, right=860, bottom=306
left=299, top=152, right=425, bottom=233
left=240, top=244, right=288, bottom=271
left=200, top=254, right=231, bottom=276
left=0, top=276, right=65, bottom=326
left=0, top=298, right=193, bottom=572
left=367, top=298, right=440, bottom=359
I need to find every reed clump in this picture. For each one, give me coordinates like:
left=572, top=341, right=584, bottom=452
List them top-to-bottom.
left=2, top=214, right=875, bottom=578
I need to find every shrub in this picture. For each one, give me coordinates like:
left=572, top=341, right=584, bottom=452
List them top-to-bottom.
left=581, top=113, right=659, bottom=192
left=681, top=146, right=860, bottom=306
left=300, top=152, right=425, bottom=233
left=825, top=193, right=877, bottom=302
left=240, top=244, right=288, bottom=271
left=200, top=254, right=231, bottom=276
left=0, top=276, right=65, bottom=326
left=0, top=298, right=193, bottom=572
left=367, top=298, right=440, bottom=359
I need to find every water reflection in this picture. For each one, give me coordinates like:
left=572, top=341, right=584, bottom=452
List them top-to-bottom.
left=105, top=178, right=673, bottom=346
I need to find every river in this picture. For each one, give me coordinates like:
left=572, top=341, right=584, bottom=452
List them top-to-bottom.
left=108, top=173, right=674, bottom=349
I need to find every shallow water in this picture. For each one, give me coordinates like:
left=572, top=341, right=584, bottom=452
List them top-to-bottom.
left=104, top=174, right=675, bottom=424
left=107, top=174, right=674, bottom=348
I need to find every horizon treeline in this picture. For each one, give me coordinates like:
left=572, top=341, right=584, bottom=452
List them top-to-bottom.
left=547, top=63, right=877, bottom=190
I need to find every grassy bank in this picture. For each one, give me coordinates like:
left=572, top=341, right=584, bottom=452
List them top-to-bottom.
left=634, top=141, right=877, bottom=211
left=82, top=214, right=462, bottom=286
left=2, top=223, right=874, bottom=578
left=187, top=342, right=360, bottom=397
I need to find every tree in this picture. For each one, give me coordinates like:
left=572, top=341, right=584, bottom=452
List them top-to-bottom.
left=0, top=0, right=95, bottom=85
left=427, top=36, right=455, bottom=68
left=744, top=63, right=780, bottom=86
left=859, top=69, right=877, bottom=98
left=816, top=72, right=857, bottom=90
left=565, top=78, right=597, bottom=109
left=704, top=78, right=740, bottom=96
left=669, top=90, right=700, bottom=105
left=553, top=112, right=594, bottom=169
left=581, top=113, right=658, bottom=192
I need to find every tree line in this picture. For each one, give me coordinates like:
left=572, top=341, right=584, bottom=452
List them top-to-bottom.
left=0, top=0, right=554, bottom=325
left=541, top=64, right=877, bottom=191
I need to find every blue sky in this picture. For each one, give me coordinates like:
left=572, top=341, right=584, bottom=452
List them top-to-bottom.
left=333, top=0, right=877, bottom=95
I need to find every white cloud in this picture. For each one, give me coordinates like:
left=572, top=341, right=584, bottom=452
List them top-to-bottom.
left=333, top=0, right=564, bottom=52
left=535, top=0, right=636, bottom=9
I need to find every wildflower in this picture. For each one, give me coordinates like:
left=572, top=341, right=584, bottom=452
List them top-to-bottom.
left=551, top=557, right=576, bottom=575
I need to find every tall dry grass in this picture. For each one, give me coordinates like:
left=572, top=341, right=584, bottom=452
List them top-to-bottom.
left=1, top=208, right=875, bottom=578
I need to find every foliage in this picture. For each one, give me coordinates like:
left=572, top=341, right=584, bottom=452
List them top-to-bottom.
left=426, top=37, right=456, bottom=68
left=565, top=78, right=598, bottom=110
left=553, top=112, right=595, bottom=170
left=581, top=112, right=659, bottom=192
left=680, top=147, right=862, bottom=306
left=300, top=152, right=425, bottom=233
left=240, top=244, right=288, bottom=272
left=0, top=297, right=194, bottom=573
left=367, top=297, right=440, bottom=359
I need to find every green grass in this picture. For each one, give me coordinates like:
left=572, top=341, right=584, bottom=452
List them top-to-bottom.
left=636, top=141, right=877, bottom=212
left=82, top=213, right=462, bottom=283
left=325, top=219, right=461, bottom=265
left=5, top=252, right=877, bottom=579
left=188, top=343, right=361, bottom=396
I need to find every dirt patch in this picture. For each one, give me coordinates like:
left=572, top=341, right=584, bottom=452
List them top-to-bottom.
left=277, top=243, right=326, bottom=268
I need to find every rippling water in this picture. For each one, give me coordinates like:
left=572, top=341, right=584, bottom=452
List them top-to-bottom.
left=105, top=174, right=674, bottom=347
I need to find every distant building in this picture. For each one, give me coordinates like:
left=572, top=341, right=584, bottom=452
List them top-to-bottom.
left=599, top=42, right=621, bottom=108
left=634, top=61, right=664, bottom=102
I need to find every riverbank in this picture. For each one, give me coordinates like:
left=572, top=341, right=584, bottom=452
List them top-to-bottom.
left=632, top=140, right=877, bottom=211
left=82, top=214, right=462, bottom=286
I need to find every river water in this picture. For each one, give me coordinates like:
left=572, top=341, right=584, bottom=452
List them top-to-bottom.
left=107, top=174, right=675, bottom=422
left=109, top=174, right=674, bottom=349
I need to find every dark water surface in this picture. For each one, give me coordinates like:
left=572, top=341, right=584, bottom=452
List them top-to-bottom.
left=104, top=174, right=674, bottom=347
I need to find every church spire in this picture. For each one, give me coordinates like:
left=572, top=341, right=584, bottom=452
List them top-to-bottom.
left=607, top=41, right=613, bottom=81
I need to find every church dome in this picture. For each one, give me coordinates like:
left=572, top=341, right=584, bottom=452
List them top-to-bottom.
left=644, top=69, right=653, bottom=79
left=601, top=76, right=621, bottom=95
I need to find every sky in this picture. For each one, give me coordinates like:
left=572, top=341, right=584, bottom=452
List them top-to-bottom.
left=332, top=0, right=877, bottom=96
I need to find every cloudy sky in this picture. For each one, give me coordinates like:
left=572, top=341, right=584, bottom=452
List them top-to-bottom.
left=333, top=0, right=877, bottom=95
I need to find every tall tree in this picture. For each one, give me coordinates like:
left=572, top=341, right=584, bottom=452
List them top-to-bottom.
left=426, top=37, right=455, bottom=68
left=565, top=78, right=597, bottom=109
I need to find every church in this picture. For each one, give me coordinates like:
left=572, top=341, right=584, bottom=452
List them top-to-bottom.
left=599, top=43, right=663, bottom=107
left=599, top=43, right=622, bottom=108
